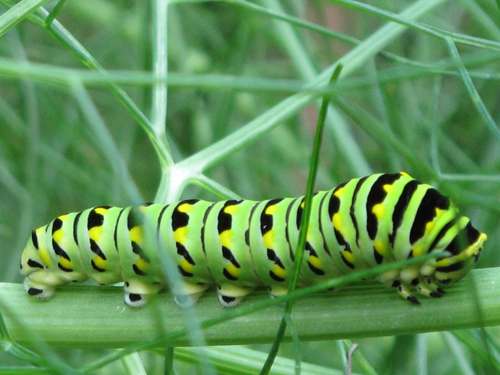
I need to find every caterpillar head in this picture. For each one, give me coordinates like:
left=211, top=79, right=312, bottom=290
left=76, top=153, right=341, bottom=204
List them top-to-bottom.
left=434, top=221, right=487, bottom=285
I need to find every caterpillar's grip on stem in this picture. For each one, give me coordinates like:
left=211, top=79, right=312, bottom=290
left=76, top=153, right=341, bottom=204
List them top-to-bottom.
left=20, top=172, right=487, bottom=307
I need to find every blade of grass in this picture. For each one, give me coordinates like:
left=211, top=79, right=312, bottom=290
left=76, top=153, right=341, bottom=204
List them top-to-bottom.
left=0, top=0, right=51, bottom=36
left=0, top=0, right=175, bottom=170
left=44, top=0, right=65, bottom=27
left=176, top=0, right=454, bottom=178
left=262, top=0, right=370, bottom=177
left=326, top=0, right=500, bottom=51
left=445, top=37, right=500, bottom=143
left=260, top=65, right=342, bottom=375
left=70, top=83, right=144, bottom=203
left=442, top=332, right=476, bottom=375
left=172, top=346, right=355, bottom=375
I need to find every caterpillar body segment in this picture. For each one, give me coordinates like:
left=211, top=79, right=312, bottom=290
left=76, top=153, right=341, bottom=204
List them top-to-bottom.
left=20, top=172, right=487, bottom=307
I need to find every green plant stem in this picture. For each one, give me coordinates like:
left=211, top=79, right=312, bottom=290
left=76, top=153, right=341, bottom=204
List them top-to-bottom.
left=1, top=268, right=499, bottom=349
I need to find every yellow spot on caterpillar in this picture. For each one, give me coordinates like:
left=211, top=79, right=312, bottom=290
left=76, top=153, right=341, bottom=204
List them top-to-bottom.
left=400, top=171, right=409, bottom=177
left=383, top=184, right=394, bottom=194
left=334, top=187, right=345, bottom=198
left=178, top=203, right=193, bottom=213
left=372, top=203, right=385, bottom=219
left=224, top=205, right=239, bottom=215
left=265, top=205, right=278, bottom=215
left=94, top=207, right=108, bottom=215
left=435, top=207, right=445, bottom=218
left=332, top=213, right=343, bottom=231
left=58, top=214, right=68, bottom=221
left=425, top=221, right=434, bottom=233
left=89, top=226, right=103, bottom=241
left=129, top=226, right=142, bottom=243
left=174, top=226, right=188, bottom=244
left=36, top=227, right=44, bottom=234
left=53, top=228, right=64, bottom=244
left=219, top=230, right=232, bottom=248
left=263, top=230, right=274, bottom=248
left=374, top=240, right=386, bottom=256
left=413, top=246, right=423, bottom=257
left=39, top=248, right=51, bottom=266
left=341, top=250, right=354, bottom=264
left=308, top=255, right=322, bottom=270
left=93, top=256, right=106, bottom=270
left=59, top=257, right=73, bottom=270
left=135, top=258, right=149, bottom=272
left=435, top=258, right=453, bottom=267
left=179, top=259, right=194, bottom=273
left=225, top=263, right=241, bottom=277
left=271, top=264, right=285, bottom=279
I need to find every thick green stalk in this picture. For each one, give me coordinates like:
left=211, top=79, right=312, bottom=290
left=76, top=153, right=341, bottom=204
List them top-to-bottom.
left=1, top=268, right=499, bottom=348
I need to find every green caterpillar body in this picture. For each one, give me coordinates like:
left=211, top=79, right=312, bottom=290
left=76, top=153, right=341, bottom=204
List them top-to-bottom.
left=20, top=172, right=487, bottom=307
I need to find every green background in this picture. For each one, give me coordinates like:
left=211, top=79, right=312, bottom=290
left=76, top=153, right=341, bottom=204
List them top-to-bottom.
left=1, top=0, right=500, bottom=374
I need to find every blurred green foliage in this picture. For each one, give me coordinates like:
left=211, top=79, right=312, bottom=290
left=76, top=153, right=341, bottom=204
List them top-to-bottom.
left=1, top=0, right=500, bottom=374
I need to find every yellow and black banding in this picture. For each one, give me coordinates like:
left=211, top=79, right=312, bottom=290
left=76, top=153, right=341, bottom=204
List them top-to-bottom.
left=19, top=172, right=488, bottom=307
left=365, top=173, right=402, bottom=264
left=389, top=180, right=419, bottom=248
left=328, top=183, right=355, bottom=269
left=409, top=188, right=450, bottom=245
left=295, top=194, right=327, bottom=276
left=261, top=198, right=286, bottom=282
left=171, top=200, right=198, bottom=277
left=217, top=200, right=243, bottom=281
left=127, top=206, right=152, bottom=276
left=88, top=207, right=110, bottom=273
left=51, top=217, right=73, bottom=272
left=424, top=218, right=458, bottom=256
left=444, top=221, right=480, bottom=256
left=435, top=222, right=482, bottom=279
left=25, top=231, right=44, bottom=270
left=306, top=242, right=325, bottom=275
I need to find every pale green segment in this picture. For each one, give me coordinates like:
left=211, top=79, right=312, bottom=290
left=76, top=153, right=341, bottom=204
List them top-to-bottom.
left=352, top=174, right=384, bottom=265
left=373, top=174, right=416, bottom=262
left=328, top=176, right=361, bottom=269
left=392, top=184, right=430, bottom=261
left=320, top=189, right=355, bottom=276
left=300, top=190, right=343, bottom=285
left=248, top=197, right=300, bottom=296
left=156, top=200, right=215, bottom=295
left=204, top=200, right=262, bottom=298
left=120, top=201, right=215, bottom=296
left=126, top=204, right=166, bottom=285
left=77, top=207, right=124, bottom=285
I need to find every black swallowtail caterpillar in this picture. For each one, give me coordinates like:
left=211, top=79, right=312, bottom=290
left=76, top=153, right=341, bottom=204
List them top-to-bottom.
left=20, top=172, right=487, bottom=307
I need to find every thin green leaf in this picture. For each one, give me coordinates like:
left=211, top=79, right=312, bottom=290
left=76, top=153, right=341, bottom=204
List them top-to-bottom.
left=0, top=0, right=52, bottom=37
left=44, top=0, right=65, bottom=27
left=445, top=37, right=500, bottom=143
